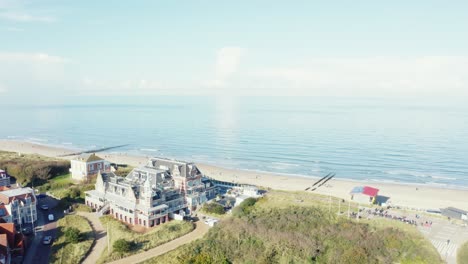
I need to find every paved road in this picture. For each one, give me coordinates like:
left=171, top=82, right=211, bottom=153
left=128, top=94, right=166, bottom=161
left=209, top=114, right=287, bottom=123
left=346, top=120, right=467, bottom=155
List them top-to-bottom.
left=23, top=196, right=63, bottom=264
left=359, top=207, right=468, bottom=263
left=79, top=212, right=107, bottom=264
left=418, top=220, right=468, bottom=264
left=108, top=221, right=209, bottom=264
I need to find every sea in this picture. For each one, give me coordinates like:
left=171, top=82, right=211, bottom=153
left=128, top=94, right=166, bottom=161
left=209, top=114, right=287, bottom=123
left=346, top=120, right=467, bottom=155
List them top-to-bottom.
left=1, top=96, right=467, bottom=188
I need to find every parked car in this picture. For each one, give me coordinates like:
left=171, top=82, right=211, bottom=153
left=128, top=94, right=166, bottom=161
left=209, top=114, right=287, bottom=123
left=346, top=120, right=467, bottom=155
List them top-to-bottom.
left=37, top=193, right=47, bottom=199
left=40, top=204, right=49, bottom=210
left=48, top=214, right=54, bottom=221
left=22, top=227, right=32, bottom=236
left=42, top=236, right=52, bottom=245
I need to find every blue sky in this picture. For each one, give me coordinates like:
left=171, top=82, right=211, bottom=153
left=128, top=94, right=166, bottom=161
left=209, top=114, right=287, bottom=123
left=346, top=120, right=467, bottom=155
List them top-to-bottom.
left=1, top=0, right=468, bottom=99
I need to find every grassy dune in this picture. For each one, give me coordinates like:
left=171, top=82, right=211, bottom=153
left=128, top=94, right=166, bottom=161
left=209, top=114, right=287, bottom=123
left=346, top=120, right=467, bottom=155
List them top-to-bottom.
left=143, top=190, right=442, bottom=264
left=50, top=215, right=94, bottom=264
left=97, top=216, right=194, bottom=263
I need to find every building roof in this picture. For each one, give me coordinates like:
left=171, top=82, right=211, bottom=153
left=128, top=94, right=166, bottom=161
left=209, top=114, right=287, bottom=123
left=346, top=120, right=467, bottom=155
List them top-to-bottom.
left=75, top=153, right=104, bottom=162
left=350, top=186, right=379, bottom=197
left=0, top=187, right=35, bottom=204
left=441, top=207, right=468, bottom=218
left=0, top=223, right=15, bottom=248
left=0, top=234, right=7, bottom=248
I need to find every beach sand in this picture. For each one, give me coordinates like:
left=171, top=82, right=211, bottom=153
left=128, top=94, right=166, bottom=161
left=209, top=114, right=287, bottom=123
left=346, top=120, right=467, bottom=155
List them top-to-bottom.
left=1, top=139, right=467, bottom=211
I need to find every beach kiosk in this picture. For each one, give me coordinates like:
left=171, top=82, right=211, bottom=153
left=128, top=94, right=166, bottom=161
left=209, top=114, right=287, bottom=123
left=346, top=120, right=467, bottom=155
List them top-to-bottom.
left=350, top=186, right=379, bottom=204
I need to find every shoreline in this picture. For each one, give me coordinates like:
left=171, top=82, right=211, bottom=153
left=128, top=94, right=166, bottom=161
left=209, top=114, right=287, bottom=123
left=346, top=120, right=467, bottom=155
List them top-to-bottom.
left=1, top=139, right=468, bottom=211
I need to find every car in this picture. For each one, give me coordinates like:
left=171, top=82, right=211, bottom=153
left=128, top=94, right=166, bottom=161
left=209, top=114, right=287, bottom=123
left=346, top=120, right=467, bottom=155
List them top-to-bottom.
left=37, top=193, right=47, bottom=199
left=40, top=204, right=49, bottom=210
left=48, top=214, right=54, bottom=221
left=22, top=227, right=32, bottom=236
left=42, top=236, right=52, bottom=245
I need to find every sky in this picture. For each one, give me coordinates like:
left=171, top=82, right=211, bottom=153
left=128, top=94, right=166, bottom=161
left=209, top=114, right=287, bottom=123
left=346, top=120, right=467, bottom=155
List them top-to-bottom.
left=1, top=0, right=468, bottom=100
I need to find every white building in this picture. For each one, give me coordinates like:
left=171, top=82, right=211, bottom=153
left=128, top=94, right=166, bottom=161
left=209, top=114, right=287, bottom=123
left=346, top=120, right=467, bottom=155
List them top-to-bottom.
left=69, top=153, right=111, bottom=181
left=85, top=157, right=218, bottom=227
left=0, top=170, right=10, bottom=187
left=0, top=187, right=37, bottom=225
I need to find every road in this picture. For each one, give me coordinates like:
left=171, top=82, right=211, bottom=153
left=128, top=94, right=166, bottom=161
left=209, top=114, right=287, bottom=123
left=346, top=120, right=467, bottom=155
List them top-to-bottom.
left=23, top=196, right=63, bottom=264
left=359, top=207, right=468, bottom=264
left=418, top=219, right=468, bottom=264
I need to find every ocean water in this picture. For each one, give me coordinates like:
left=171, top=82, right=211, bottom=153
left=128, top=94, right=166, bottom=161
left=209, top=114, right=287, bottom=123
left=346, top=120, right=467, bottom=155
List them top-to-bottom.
left=1, top=96, right=467, bottom=188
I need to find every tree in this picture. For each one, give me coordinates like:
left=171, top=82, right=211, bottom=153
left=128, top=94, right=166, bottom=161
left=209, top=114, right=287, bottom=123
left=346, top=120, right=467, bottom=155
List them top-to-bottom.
left=68, top=188, right=81, bottom=199
left=203, top=202, right=225, bottom=215
left=64, top=227, right=81, bottom=243
left=113, top=239, right=132, bottom=253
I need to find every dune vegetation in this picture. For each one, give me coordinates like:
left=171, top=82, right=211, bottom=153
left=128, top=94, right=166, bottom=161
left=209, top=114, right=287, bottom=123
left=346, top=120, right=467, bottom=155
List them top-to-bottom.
left=0, top=151, right=69, bottom=185
left=143, top=191, right=442, bottom=264
left=50, top=215, right=94, bottom=264
left=97, top=215, right=194, bottom=263
left=458, top=241, right=468, bottom=264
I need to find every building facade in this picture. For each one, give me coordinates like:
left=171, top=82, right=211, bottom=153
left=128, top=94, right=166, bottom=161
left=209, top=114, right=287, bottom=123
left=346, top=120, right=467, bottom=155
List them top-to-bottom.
left=69, top=153, right=111, bottom=181
left=85, top=157, right=217, bottom=227
left=0, top=170, right=10, bottom=187
left=0, top=187, right=37, bottom=225
left=0, top=223, right=24, bottom=264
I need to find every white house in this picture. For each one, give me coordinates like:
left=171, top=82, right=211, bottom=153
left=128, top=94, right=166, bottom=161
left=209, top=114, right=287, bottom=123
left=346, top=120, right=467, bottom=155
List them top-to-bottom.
left=70, top=153, right=111, bottom=181
left=0, top=187, right=37, bottom=225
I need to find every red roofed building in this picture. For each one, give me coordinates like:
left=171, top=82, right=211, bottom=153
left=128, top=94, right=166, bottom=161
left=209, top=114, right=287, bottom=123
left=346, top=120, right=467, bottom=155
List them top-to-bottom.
left=350, top=186, right=380, bottom=204
left=0, top=223, right=25, bottom=263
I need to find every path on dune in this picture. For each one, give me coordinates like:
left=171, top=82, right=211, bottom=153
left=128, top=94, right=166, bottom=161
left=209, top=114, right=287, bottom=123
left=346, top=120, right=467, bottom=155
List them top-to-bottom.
left=78, top=212, right=108, bottom=264
left=108, top=221, right=209, bottom=264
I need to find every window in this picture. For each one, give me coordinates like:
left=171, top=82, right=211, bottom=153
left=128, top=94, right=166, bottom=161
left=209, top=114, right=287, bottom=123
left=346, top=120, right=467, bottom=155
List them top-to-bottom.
left=98, top=163, right=102, bottom=169
left=90, top=164, right=94, bottom=170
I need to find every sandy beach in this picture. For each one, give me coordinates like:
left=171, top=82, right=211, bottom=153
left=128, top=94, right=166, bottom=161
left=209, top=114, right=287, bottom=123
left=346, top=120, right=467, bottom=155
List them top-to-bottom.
left=1, top=139, right=467, bottom=212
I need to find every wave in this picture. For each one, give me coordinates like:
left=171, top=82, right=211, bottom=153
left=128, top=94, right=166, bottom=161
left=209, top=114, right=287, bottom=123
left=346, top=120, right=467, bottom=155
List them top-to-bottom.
left=27, top=137, right=48, bottom=142
left=140, top=148, right=159, bottom=152
left=270, top=161, right=300, bottom=167
left=384, top=170, right=457, bottom=181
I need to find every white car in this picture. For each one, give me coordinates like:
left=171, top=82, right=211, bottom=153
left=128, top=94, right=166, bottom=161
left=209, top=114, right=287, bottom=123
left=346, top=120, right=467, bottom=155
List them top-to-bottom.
left=42, top=236, right=52, bottom=245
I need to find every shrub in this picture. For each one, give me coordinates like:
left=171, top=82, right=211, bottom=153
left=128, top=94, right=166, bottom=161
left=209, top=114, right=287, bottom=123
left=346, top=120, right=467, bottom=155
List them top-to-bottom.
left=69, top=187, right=81, bottom=199
left=232, top=197, right=258, bottom=217
left=202, top=202, right=225, bottom=215
left=64, top=227, right=82, bottom=243
left=113, top=239, right=132, bottom=253
left=458, top=241, right=468, bottom=264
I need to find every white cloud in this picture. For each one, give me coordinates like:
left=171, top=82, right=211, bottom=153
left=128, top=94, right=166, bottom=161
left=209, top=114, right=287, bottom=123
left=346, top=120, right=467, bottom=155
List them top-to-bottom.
left=0, top=12, right=55, bottom=22
left=205, top=46, right=244, bottom=88
left=0, top=52, right=68, bottom=94
left=0, top=52, right=67, bottom=63
left=248, top=56, right=468, bottom=97
left=79, top=78, right=164, bottom=96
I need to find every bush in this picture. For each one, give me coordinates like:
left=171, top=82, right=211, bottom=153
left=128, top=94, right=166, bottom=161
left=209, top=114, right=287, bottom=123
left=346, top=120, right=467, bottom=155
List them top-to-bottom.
left=0, top=152, right=70, bottom=185
left=69, top=187, right=81, bottom=199
left=232, top=197, right=258, bottom=217
left=202, top=202, right=225, bottom=215
left=64, top=227, right=82, bottom=243
left=113, top=239, right=132, bottom=253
